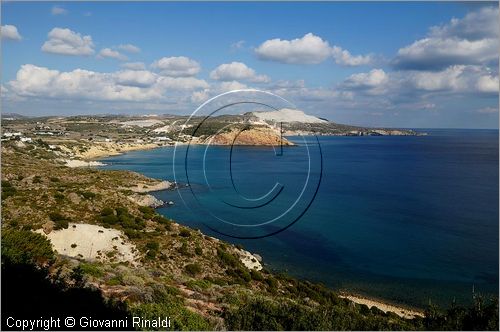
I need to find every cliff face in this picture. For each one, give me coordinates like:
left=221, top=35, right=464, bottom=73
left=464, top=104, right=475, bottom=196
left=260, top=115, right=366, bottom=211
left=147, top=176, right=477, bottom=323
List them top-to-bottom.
left=203, top=127, right=294, bottom=146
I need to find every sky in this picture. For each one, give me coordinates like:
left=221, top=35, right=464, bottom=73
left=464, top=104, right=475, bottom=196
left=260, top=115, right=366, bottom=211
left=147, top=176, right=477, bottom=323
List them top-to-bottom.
left=1, top=1, right=498, bottom=128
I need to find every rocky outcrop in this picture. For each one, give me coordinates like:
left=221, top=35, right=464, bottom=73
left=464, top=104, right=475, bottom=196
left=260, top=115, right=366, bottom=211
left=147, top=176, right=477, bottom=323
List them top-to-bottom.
left=204, top=127, right=294, bottom=146
left=129, top=180, right=173, bottom=193
left=127, top=193, right=164, bottom=208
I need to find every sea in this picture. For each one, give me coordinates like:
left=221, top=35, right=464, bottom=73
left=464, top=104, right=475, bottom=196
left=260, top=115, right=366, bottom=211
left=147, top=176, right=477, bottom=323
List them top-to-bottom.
left=99, top=129, right=499, bottom=308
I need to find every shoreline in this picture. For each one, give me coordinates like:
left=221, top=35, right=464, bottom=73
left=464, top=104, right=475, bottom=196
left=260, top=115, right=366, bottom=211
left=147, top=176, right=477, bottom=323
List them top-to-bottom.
left=92, top=144, right=430, bottom=321
left=338, top=292, right=425, bottom=319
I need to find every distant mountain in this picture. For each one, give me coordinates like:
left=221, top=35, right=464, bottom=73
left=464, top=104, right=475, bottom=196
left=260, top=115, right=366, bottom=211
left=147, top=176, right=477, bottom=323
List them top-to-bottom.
left=248, top=108, right=328, bottom=124
left=1, top=112, right=27, bottom=120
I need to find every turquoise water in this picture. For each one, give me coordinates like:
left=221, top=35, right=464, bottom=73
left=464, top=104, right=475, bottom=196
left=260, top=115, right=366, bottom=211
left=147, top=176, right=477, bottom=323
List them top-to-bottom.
left=100, top=129, right=499, bottom=308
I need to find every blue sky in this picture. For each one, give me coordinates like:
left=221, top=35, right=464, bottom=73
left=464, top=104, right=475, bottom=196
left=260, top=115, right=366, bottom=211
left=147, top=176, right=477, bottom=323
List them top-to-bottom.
left=1, top=1, right=498, bottom=128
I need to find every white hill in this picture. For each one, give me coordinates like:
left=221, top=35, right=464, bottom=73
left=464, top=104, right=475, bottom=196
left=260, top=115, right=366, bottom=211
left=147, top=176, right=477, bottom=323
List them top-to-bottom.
left=250, top=108, right=327, bottom=124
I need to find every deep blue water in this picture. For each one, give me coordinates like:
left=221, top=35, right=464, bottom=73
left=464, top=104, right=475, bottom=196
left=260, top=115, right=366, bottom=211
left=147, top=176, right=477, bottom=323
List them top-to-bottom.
left=99, top=129, right=499, bottom=308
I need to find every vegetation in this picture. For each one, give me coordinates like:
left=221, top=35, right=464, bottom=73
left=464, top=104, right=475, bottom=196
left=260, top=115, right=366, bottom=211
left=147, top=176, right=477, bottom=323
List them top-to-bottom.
left=1, top=138, right=497, bottom=331
left=1, top=180, right=17, bottom=200
left=2, top=229, right=54, bottom=265
left=185, top=263, right=202, bottom=276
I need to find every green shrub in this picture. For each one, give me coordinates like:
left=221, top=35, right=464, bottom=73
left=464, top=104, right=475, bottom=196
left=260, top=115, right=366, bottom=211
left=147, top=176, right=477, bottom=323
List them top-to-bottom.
left=49, top=177, right=60, bottom=182
left=1, top=180, right=17, bottom=200
left=81, top=191, right=96, bottom=200
left=54, top=192, right=64, bottom=200
left=138, top=205, right=155, bottom=215
left=115, top=206, right=128, bottom=216
left=100, top=207, right=114, bottom=216
left=49, top=212, right=69, bottom=230
left=100, top=214, right=118, bottom=224
left=153, top=215, right=172, bottom=230
left=1, top=229, right=54, bottom=265
left=179, top=229, right=190, bottom=237
left=146, top=241, right=160, bottom=251
left=179, top=242, right=190, bottom=256
left=195, top=246, right=203, bottom=255
left=217, top=247, right=238, bottom=267
left=146, top=250, right=157, bottom=259
left=78, top=262, right=104, bottom=277
left=185, top=263, right=202, bottom=276
left=236, top=267, right=252, bottom=282
left=250, top=269, right=264, bottom=281
left=107, top=276, right=122, bottom=286
left=265, top=276, right=278, bottom=289
left=186, top=279, right=211, bottom=290
left=130, top=302, right=212, bottom=331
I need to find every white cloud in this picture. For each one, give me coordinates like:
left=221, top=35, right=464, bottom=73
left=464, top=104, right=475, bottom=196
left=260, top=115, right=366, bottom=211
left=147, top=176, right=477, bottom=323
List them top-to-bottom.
left=51, top=6, right=68, bottom=15
left=430, top=6, right=498, bottom=41
left=392, top=7, right=499, bottom=70
left=1, top=25, right=22, bottom=41
left=41, top=28, right=94, bottom=56
left=255, top=33, right=372, bottom=66
left=255, top=33, right=331, bottom=64
left=118, top=44, right=141, bottom=53
left=331, top=46, right=372, bottom=66
left=98, top=48, right=128, bottom=61
left=151, top=56, right=201, bottom=77
left=121, top=62, right=146, bottom=70
left=210, top=62, right=270, bottom=83
left=8, top=64, right=208, bottom=102
left=340, top=65, right=499, bottom=101
left=344, top=69, right=388, bottom=89
left=114, top=70, right=156, bottom=87
left=476, top=74, right=499, bottom=93
left=218, top=80, right=248, bottom=91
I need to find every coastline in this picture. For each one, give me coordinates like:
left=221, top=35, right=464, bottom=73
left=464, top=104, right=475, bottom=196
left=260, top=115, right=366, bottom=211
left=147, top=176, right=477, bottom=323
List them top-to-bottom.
left=75, top=142, right=167, bottom=160
left=91, top=143, right=429, bottom=321
left=339, top=293, right=424, bottom=319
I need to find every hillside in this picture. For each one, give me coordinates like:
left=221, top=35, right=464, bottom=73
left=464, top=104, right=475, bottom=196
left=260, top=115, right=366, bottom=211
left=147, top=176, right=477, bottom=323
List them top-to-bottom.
left=1, top=139, right=497, bottom=331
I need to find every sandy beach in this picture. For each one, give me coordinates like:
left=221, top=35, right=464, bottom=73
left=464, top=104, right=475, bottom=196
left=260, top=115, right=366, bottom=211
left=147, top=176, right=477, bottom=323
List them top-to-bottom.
left=75, top=142, right=165, bottom=160
left=339, top=293, right=424, bottom=319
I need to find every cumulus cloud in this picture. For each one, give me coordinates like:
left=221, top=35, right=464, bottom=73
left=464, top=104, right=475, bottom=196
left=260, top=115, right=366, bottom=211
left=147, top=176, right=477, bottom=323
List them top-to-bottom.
left=51, top=6, right=68, bottom=15
left=392, top=7, right=499, bottom=70
left=1, top=25, right=22, bottom=41
left=41, top=28, right=94, bottom=56
left=255, top=33, right=372, bottom=66
left=255, top=33, right=331, bottom=64
left=118, top=44, right=141, bottom=53
left=331, top=46, right=372, bottom=66
left=98, top=48, right=128, bottom=61
left=151, top=56, right=201, bottom=77
left=121, top=62, right=146, bottom=70
left=210, top=62, right=270, bottom=83
left=8, top=64, right=208, bottom=102
left=340, top=65, right=499, bottom=99
left=343, top=69, right=388, bottom=90
left=115, top=70, right=156, bottom=87
left=475, top=74, right=499, bottom=93
left=218, top=80, right=248, bottom=91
